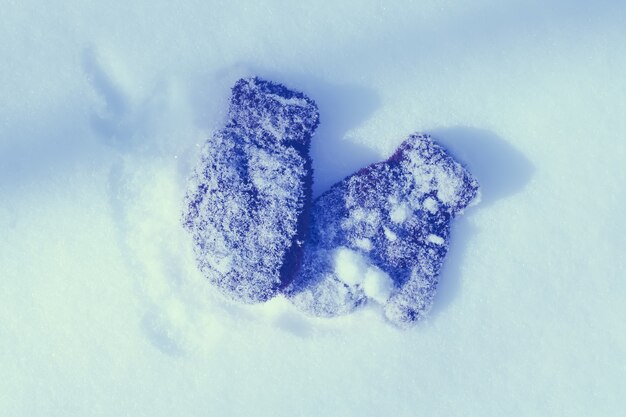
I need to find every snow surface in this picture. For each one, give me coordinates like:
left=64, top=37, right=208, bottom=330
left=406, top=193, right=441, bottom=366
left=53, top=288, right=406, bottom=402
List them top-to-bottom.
left=1, top=1, right=625, bottom=416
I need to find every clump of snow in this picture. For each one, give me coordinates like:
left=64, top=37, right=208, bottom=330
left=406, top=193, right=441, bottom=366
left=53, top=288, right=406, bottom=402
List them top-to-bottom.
left=423, top=197, right=438, bottom=213
left=389, top=203, right=410, bottom=223
left=383, top=226, right=398, bottom=241
left=427, top=234, right=445, bottom=245
left=354, top=237, right=373, bottom=251
left=330, top=247, right=394, bottom=305
left=333, top=247, right=367, bottom=286
left=362, top=266, right=393, bottom=303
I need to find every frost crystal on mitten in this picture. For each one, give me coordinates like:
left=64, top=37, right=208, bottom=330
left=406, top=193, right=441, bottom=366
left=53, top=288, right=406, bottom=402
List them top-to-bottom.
left=183, top=77, right=319, bottom=303
left=285, top=134, right=479, bottom=326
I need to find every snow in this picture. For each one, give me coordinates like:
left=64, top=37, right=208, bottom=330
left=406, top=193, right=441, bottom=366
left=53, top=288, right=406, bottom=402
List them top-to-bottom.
left=1, top=0, right=625, bottom=416
left=423, top=197, right=439, bottom=213
left=389, top=203, right=409, bottom=223
left=383, top=226, right=398, bottom=241
left=428, top=234, right=445, bottom=245
left=353, top=237, right=373, bottom=251
left=331, top=246, right=394, bottom=305
left=334, top=247, right=366, bottom=287
left=332, top=248, right=393, bottom=305
left=362, top=267, right=394, bottom=304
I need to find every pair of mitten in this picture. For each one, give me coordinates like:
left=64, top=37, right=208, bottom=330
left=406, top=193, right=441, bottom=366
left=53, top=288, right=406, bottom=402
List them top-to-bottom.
left=183, top=77, right=479, bottom=327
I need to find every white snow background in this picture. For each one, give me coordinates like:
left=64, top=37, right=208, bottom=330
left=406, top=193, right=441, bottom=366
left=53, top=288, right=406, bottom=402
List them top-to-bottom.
left=1, top=1, right=625, bottom=415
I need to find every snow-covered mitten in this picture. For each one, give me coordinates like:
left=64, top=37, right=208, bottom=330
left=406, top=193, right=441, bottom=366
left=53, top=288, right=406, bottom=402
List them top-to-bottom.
left=183, top=77, right=319, bottom=303
left=286, top=133, right=479, bottom=326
